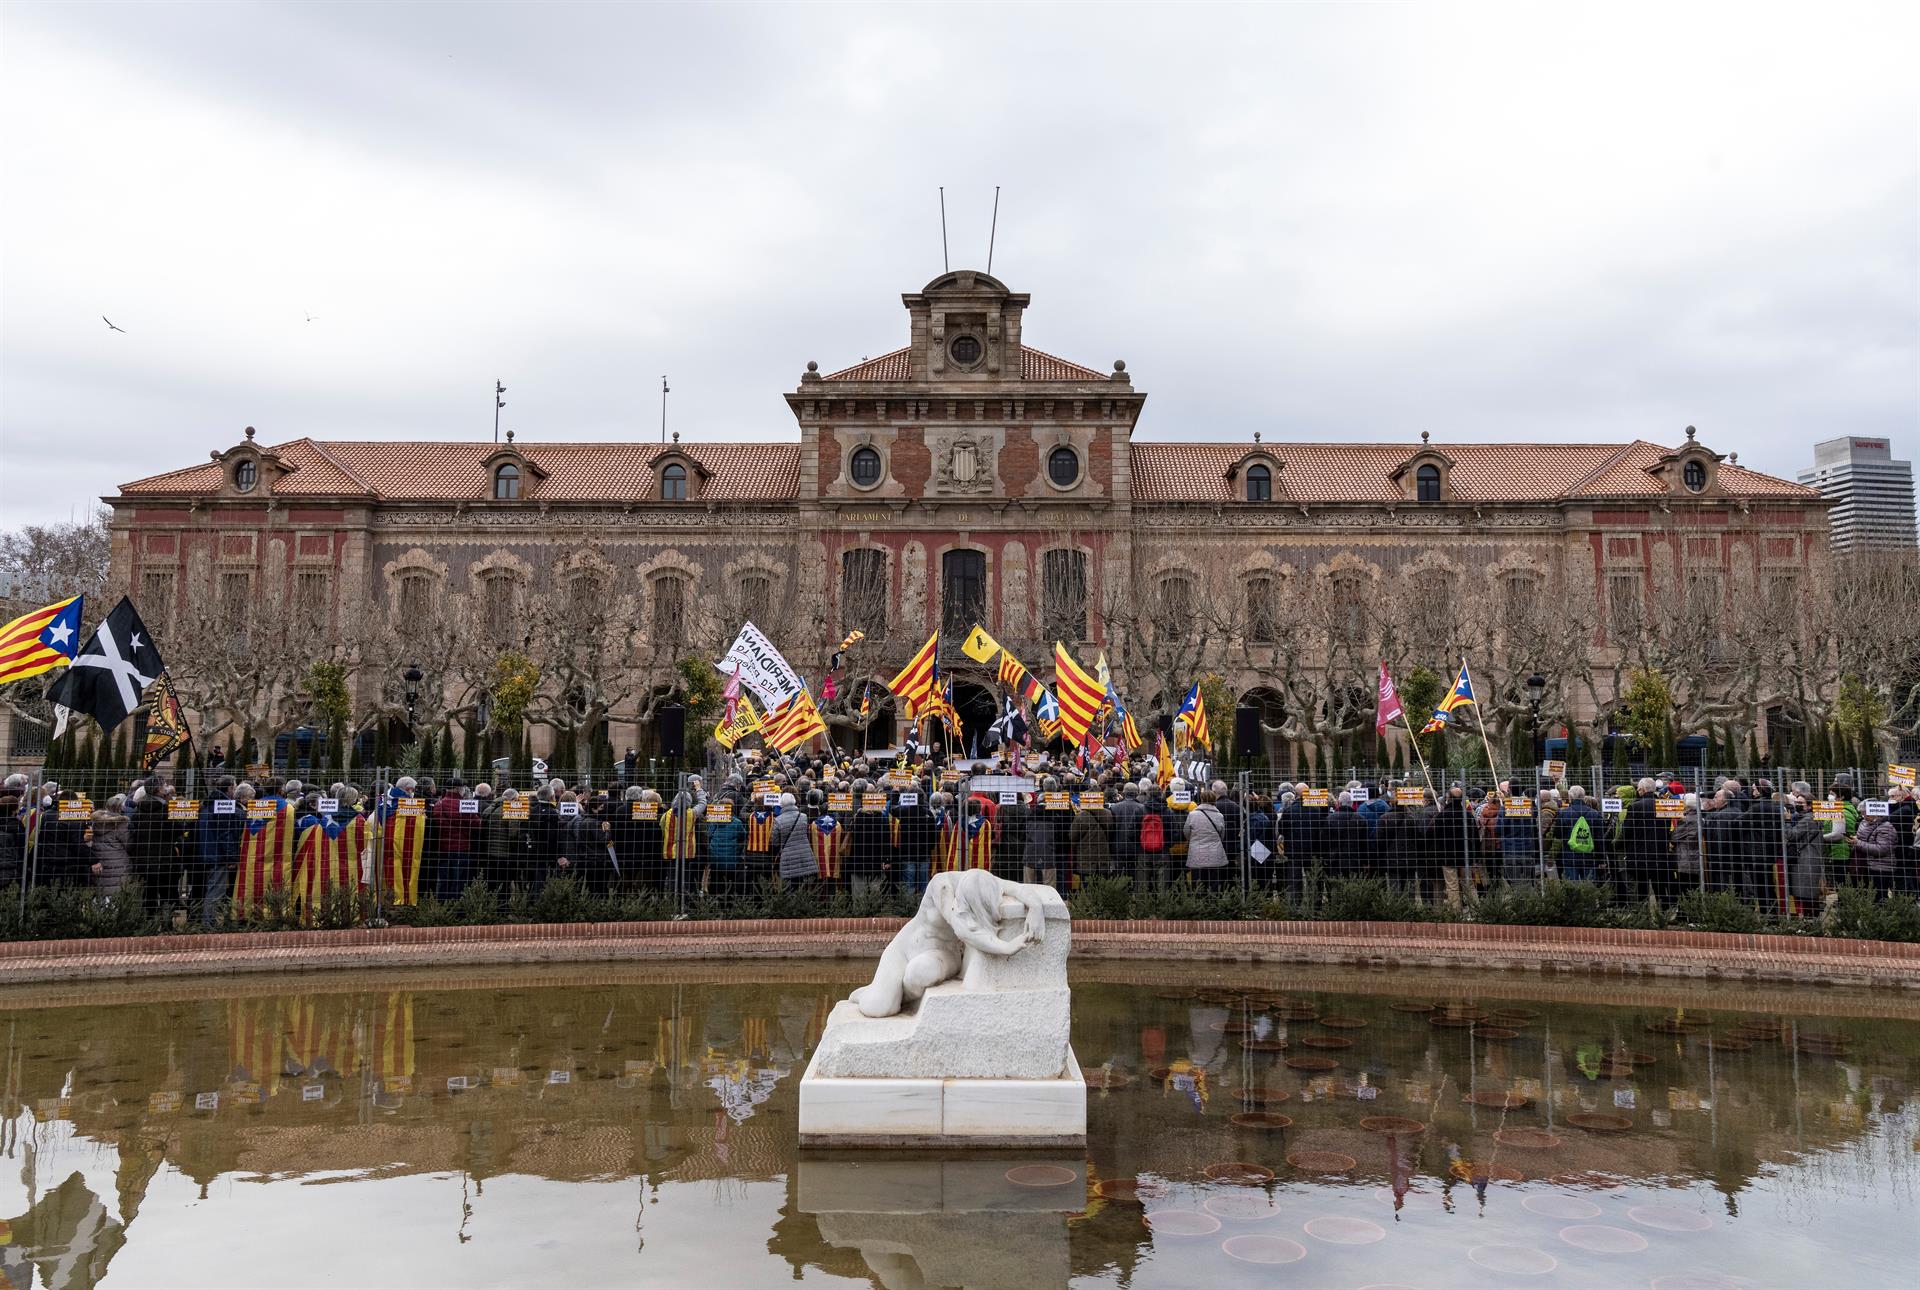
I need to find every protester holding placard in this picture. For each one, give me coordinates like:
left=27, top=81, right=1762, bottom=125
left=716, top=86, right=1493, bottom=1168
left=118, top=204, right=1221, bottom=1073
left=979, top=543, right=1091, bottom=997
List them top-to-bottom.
left=1852, top=802, right=1898, bottom=895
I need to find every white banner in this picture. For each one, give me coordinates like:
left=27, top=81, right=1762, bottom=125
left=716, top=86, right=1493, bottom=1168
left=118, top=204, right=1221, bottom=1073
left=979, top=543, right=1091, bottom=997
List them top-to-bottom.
left=715, top=621, right=804, bottom=709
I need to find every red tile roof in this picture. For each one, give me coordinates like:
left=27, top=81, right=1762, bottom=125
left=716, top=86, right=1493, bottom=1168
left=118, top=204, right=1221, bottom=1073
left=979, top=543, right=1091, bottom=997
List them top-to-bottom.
left=823, top=345, right=1107, bottom=383
left=120, top=439, right=802, bottom=502
left=1127, top=441, right=1819, bottom=503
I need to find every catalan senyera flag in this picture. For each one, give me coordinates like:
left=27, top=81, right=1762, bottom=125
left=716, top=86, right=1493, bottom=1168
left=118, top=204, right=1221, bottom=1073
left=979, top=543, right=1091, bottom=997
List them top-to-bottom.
left=0, top=595, right=83, bottom=687
left=960, top=624, right=1002, bottom=665
left=887, top=632, right=938, bottom=718
left=1052, top=643, right=1103, bottom=746
left=996, top=650, right=1028, bottom=691
left=1419, top=660, right=1477, bottom=735
left=1175, top=682, right=1211, bottom=751
left=763, top=689, right=827, bottom=752
left=1120, top=706, right=1144, bottom=753
left=1155, top=730, right=1175, bottom=787
left=233, top=796, right=297, bottom=912
left=293, top=811, right=368, bottom=921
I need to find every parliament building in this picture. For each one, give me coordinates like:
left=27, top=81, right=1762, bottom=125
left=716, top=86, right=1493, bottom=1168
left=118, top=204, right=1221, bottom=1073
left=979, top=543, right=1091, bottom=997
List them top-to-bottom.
left=104, top=270, right=1828, bottom=768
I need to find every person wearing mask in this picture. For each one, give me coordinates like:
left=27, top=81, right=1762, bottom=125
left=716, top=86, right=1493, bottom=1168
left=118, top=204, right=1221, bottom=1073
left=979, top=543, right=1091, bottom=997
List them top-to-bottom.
left=1184, top=789, right=1231, bottom=888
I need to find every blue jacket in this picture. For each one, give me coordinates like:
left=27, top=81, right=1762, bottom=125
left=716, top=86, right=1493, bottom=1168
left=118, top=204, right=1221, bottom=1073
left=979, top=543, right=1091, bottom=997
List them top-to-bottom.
left=195, top=794, right=244, bottom=868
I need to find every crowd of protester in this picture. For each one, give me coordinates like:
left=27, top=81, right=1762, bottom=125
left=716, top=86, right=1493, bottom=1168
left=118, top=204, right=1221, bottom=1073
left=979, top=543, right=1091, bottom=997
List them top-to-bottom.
left=2, top=751, right=1915, bottom=923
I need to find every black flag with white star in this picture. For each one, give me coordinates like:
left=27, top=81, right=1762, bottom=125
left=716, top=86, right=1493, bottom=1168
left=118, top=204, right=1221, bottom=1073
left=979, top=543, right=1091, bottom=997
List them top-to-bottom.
left=45, top=596, right=167, bottom=736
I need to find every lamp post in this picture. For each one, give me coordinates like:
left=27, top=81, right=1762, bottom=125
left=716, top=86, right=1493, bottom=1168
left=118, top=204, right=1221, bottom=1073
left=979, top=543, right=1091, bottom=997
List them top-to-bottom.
left=404, top=663, right=423, bottom=736
left=1526, top=674, right=1547, bottom=776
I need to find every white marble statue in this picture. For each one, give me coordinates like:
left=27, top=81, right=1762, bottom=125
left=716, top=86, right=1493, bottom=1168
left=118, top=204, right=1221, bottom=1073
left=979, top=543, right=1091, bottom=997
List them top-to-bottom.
left=850, top=870, right=1051, bottom=1019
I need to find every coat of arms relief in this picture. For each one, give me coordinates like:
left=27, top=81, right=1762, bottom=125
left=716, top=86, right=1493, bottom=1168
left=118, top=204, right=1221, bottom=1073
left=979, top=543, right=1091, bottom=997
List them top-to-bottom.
left=938, top=435, right=994, bottom=494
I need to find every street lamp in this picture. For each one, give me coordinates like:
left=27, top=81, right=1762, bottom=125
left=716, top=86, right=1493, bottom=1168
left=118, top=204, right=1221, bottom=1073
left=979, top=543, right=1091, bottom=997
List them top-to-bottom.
left=404, top=663, right=423, bottom=734
left=1525, top=674, right=1547, bottom=772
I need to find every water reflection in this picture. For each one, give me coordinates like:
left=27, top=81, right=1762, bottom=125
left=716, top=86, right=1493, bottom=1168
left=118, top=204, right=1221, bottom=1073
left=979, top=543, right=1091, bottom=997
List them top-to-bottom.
left=0, top=966, right=1913, bottom=1288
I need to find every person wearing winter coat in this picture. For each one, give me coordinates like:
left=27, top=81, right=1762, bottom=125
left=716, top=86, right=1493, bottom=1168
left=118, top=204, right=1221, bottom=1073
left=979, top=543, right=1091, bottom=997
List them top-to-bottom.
left=195, top=779, right=245, bottom=925
left=1023, top=780, right=1066, bottom=888
left=1620, top=782, right=1670, bottom=904
left=0, top=784, right=26, bottom=888
left=1892, top=787, right=1920, bottom=898
left=1783, top=788, right=1828, bottom=907
left=846, top=789, right=893, bottom=897
left=1183, top=790, right=1231, bottom=886
left=995, top=791, right=1032, bottom=882
left=1322, top=793, right=1367, bottom=877
left=1496, top=793, right=1540, bottom=885
left=772, top=794, right=817, bottom=885
left=1671, top=795, right=1703, bottom=895
left=1071, top=799, right=1114, bottom=879
left=89, top=806, right=133, bottom=899
left=706, top=807, right=747, bottom=896
left=1851, top=811, right=1899, bottom=897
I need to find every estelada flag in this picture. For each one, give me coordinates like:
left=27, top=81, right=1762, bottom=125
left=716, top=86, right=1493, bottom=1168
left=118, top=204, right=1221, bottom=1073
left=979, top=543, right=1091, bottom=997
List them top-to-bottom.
left=0, top=595, right=83, bottom=687
left=960, top=624, right=1001, bottom=665
left=886, top=632, right=938, bottom=717
left=1052, top=642, right=1103, bottom=746
left=1420, top=660, right=1477, bottom=735
left=1375, top=662, right=1404, bottom=736
left=142, top=669, right=192, bottom=770
left=1175, top=682, right=1211, bottom=751
left=763, top=689, right=827, bottom=752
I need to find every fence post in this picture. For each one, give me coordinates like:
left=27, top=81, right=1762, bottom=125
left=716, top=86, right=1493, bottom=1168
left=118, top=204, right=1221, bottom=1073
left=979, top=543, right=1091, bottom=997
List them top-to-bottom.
left=370, top=765, right=387, bottom=926
left=1237, top=769, right=1251, bottom=896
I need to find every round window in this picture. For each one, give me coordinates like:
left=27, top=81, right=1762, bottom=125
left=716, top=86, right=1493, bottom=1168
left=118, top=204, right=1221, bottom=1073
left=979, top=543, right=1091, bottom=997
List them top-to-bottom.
left=949, top=335, right=982, bottom=366
left=849, top=445, right=883, bottom=487
left=1048, top=446, right=1080, bottom=488
left=233, top=460, right=257, bottom=492
left=1682, top=460, right=1707, bottom=492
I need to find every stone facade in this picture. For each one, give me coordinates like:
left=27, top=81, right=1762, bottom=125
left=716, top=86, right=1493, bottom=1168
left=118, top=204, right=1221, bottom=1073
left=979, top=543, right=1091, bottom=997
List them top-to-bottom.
left=103, top=270, right=1829, bottom=765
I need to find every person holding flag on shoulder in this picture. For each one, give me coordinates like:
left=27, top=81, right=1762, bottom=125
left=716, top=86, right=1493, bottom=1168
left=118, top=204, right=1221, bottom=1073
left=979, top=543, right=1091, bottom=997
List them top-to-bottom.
left=233, top=776, right=297, bottom=914
left=294, top=789, right=368, bottom=923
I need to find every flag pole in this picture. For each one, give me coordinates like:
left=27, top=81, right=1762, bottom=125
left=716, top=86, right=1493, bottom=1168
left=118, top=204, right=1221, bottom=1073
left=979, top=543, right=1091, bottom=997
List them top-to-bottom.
left=1464, top=658, right=1503, bottom=783
left=1398, top=705, right=1438, bottom=799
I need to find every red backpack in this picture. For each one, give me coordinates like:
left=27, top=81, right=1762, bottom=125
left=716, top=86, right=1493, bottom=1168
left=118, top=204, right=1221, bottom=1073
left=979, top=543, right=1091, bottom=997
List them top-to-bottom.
left=1140, top=811, right=1165, bottom=854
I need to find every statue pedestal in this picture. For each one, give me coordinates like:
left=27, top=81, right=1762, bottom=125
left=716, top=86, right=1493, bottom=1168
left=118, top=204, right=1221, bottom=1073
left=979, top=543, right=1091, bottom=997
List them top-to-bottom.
left=798, top=891, right=1085, bottom=1148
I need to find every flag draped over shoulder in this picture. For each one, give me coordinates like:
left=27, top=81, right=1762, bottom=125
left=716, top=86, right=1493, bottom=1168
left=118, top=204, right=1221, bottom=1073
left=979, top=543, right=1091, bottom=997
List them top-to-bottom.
left=0, top=595, right=83, bottom=687
left=886, top=632, right=938, bottom=717
left=1052, top=643, right=1102, bottom=746
left=1419, top=660, right=1476, bottom=735
left=1375, top=662, right=1404, bottom=736
left=142, top=669, right=192, bottom=769
left=1175, top=682, right=1211, bottom=751
left=763, top=689, right=826, bottom=752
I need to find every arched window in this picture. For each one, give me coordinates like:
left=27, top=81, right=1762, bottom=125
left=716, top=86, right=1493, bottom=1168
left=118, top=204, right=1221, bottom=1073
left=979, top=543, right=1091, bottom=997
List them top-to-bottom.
left=849, top=446, right=883, bottom=487
left=1047, top=447, right=1080, bottom=488
left=233, top=459, right=257, bottom=493
left=1682, top=460, right=1707, bottom=492
left=660, top=463, right=688, bottom=501
left=493, top=464, right=520, bottom=500
left=1246, top=464, right=1271, bottom=502
left=1416, top=464, right=1441, bottom=502
left=842, top=548, right=889, bottom=637
left=1041, top=549, right=1088, bottom=642
left=941, top=550, right=986, bottom=641
left=482, top=573, right=518, bottom=643
left=738, top=573, right=772, bottom=624
left=652, top=574, right=687, bottom=644
left=1154, top=574, right=1193, bottom=641
left=1245, top=576, right=1277, bottom=643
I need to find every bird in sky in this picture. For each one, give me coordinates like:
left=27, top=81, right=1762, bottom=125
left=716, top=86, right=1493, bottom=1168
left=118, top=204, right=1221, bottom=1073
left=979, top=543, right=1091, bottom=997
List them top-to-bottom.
left=304, top=312, right=318, bottom=323
left=102, top=316, right=125, bottom=333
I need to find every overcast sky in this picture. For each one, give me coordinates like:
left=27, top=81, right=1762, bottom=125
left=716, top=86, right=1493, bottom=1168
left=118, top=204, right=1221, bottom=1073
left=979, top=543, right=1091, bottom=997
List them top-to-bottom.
left=2, top=1, right=1915, bottom=528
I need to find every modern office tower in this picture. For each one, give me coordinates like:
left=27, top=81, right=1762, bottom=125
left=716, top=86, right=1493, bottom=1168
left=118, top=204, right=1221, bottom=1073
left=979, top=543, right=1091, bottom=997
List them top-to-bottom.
left=1799, top=437, right=1918, bottom=550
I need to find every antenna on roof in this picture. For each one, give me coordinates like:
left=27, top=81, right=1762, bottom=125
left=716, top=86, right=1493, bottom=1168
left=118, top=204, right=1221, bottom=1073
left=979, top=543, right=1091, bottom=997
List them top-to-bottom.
left=987, top=186, right=1001, bottom=274
left=939, top=187, right=949, bottom=273
left=661, top=376, right=670, bottom=444
left=493, top=381, right=506, bottom=444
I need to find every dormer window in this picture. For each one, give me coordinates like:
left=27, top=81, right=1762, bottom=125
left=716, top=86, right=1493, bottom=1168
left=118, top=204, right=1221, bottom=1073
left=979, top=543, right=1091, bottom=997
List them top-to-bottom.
left=850, top=445, right=883, bottom=488
left=233, top=459, right=257, bottom=493
left=1682, top=460, right=1707, bottom=493
left=493, top=463, right=520, bottom=500
left=661, top=463, right=688, bottom=501
left=1246, top=464, right=1271, bottom=502
left=1416, top=464, right=1442, bottom=502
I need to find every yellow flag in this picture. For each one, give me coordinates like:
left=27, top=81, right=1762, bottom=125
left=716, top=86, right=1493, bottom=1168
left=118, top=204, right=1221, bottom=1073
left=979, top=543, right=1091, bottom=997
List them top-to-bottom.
left=960, top=624, right=1002, bottom=664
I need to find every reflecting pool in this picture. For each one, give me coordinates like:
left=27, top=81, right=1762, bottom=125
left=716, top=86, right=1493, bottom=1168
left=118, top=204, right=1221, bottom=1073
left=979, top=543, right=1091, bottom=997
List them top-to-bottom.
left=0, top=962, right=1914, bottom=1288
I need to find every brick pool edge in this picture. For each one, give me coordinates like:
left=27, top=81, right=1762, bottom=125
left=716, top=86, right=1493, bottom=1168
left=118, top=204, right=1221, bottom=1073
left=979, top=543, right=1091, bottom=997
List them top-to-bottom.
left=0, top=919, right=1915, bottom=989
